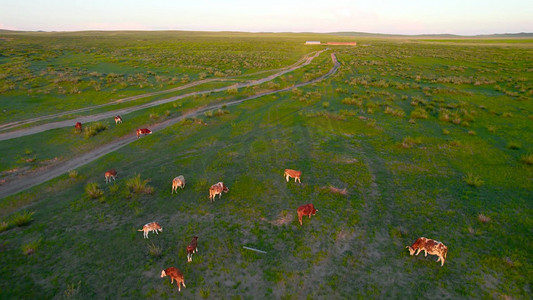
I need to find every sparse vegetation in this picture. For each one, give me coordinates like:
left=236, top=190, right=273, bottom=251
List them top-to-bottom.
left=0, top=31, right=531, bottom=299
left=84, top=122, right=108, bottom=138
left=21, top=238, right=41, bottom=255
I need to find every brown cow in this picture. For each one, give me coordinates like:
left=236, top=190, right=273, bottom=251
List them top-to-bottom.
left=114, top=115, right=123, bottom=124
left=75, top=122, right=82, bottom=132
left=136, top=128, right=152, bottom=138
left=104, top=169, right=117, bottom=183
left=284, top=169, right=302, bottom=183
left=171, top=175, right=186, bottom=194
left=209, top=182, right=229, bottom=202
left=297, top=203, right=317, bottom=225
left=138, top=221, right=162, bottom=239
left=186, top=236, right=199, bottom=262
left=406, top=237, right=448, bottom=266
left=161, top=267, right=186, bottom=291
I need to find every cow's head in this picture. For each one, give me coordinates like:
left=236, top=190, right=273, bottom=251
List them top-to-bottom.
left=223, top=185, right=229, bottom=192
left=406, top=246, right=415, bottom=255
left=160, top=270, right=167, bottom=278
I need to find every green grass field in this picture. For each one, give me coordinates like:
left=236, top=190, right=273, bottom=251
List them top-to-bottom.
left=0, top=31, right=532, bottom=299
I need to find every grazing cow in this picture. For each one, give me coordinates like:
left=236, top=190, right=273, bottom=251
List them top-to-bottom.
left=114, top=115, right=123, bottom=124
left=75, top=122, right=82, bottom=132
left=136, top=128, right=152, bottom=138
left=104, top=169, right=117, bottom=183
left=284, top=169, right=302, bottom=183
left=171, top=175, right=186, bottom=194
left=209, top=182, right=229, bottom=202
left=297, top=203, right=317, bottom=225
left=138, top=222, right=162, bottom=239
left=186, top=236, right=199, bottom=262
left=406, top=237, right=448, bottom=266
left=161, top=267, right=186, bottom=291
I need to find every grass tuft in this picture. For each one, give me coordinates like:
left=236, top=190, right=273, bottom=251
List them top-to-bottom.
left=84, top=122, right=108, bottom=138
left=506, top=142, right=521, bottom=150
left=520, top=154, right=533, bottom=165
left=68, top=169, right=78, bottom=178
left=463, top=173, right=484, bottom=187
left=126, top=174, right=154, bottom=194
left=85, top=182, right=104, bottom=199
left=11, top=210, right=35, bottom=227
left=0, top=221, right=9, bottom=232
left=21, top=238, right=41, bottom=255
left=147, top=242, right=162, bottom=258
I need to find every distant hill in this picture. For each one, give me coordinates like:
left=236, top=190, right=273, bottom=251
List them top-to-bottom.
left=328, top=31, right=533, bottom=38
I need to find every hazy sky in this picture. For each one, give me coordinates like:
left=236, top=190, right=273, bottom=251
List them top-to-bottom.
left=1, top=0, right=532, bottom=35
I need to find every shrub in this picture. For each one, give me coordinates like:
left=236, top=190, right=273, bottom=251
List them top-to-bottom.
left=322, top=102, right=330, bottom=109
left=410, top=107, right=428, bottom=119
left=149, top=113, right=159, bottom=120
left=84, top=122, right=108, bottom=138
left=443, top=129, right=450, bottom=135
left=401, top=136, right=422, bottom=148
left=507, top=142, right=521, bottom=150
left=521, top=154, right=533, bottom=165
left=68, top=170, right=78, bottom=178
left=463, top=173, right=484, bottom=187
left=126, top=174, right=154, bottom=194
left=85, top=182, right=104, bottom=199
left=11, top=211, right=34, bottom=227
left=0, top=221, right=9, bottom=232
left=22, top=238, right=41, bottom=255
left=147, top=242, right=162, bottom=258
left=63, top=281, right=82, bottom=299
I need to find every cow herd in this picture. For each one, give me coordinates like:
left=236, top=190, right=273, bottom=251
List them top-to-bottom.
left=78, top=115, right=448, bottom=293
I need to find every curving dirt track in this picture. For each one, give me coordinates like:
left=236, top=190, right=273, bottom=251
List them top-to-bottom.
left=0, top=51, right=323, bottom=139
left=0, top=52, right=339, bottom=199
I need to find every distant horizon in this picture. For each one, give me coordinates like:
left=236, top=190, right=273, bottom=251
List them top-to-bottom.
left=1, top=0, right=532, bottom=36
left=1, top=28, right=532, bottom=38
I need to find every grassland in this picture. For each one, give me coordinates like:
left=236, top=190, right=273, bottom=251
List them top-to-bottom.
left=0, top=31, right=532, bottom=299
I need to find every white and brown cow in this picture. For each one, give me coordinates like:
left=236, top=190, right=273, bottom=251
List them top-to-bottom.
left=114, top=115, right=123, bottom=124
left=136, top=128, right=152, bottom=138
left=104, top=169, right=117, bottom=183
left=284, top=169, right=302, bottom=183
left=171, top=175, right=186, bottom=194
left=209, top=182, right=229, bottom=202
left=297, top=203, right=317, bottom=225
left=138, top=221, right=162, bottom=239
left=406, top=237, right=448, bottom=266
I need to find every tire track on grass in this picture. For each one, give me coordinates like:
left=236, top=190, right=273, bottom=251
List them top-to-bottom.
left=0, top=53, right=339, bottom=199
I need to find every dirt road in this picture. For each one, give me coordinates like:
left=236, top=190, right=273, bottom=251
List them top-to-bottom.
left=0, top=51, right=322, bottom=139
left=0, top=52, right=339, bottom=199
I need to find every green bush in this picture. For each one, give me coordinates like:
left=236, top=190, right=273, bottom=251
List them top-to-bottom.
left=410, top=107, right=428, bottom=119
left=84, top=122, right=108, bottom=138
left=521, top=154, right=533, bottom=165
left=463, top=173, right=484, bottom=187
left=126, top=174, right=154, bottom=194
left=85, top=182, right=104, bottom=199
left=11, top=211, right=34, bottom=227
left=0, top=221, right=9, bottom=232
left=21, top=238, right=41, bottom=255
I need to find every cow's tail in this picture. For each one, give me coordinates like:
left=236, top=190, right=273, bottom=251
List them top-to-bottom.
left=138, top=229, right=143, bottom=232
